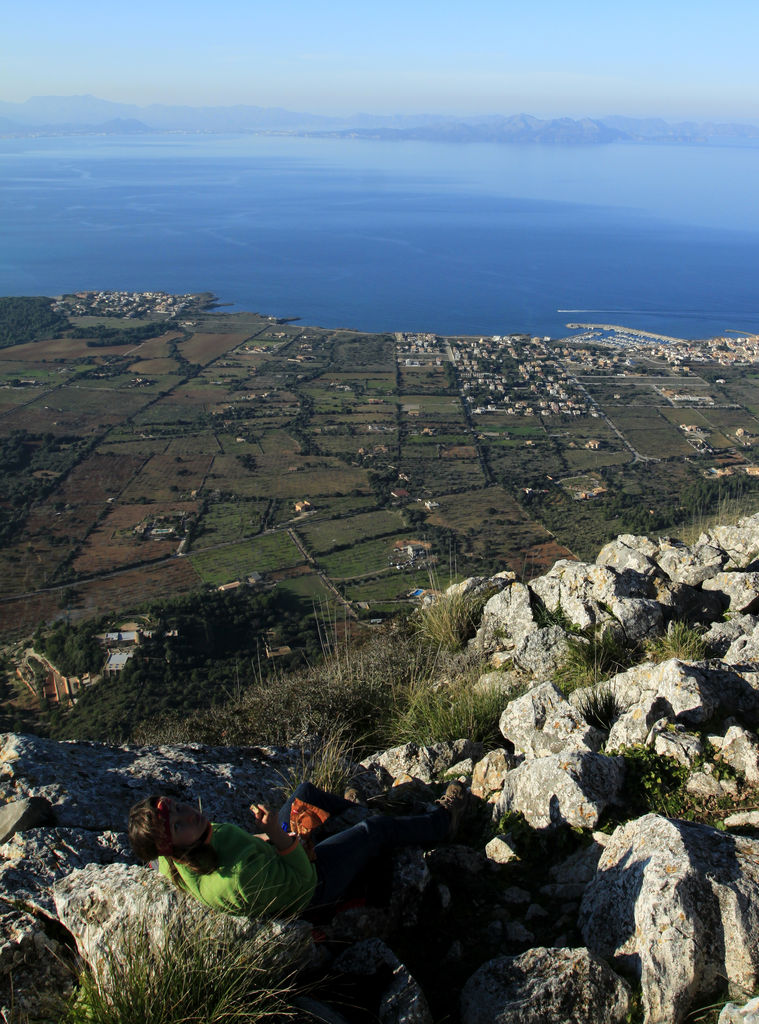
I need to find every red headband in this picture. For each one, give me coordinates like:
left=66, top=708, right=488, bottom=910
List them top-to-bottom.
left=155, top=798, right=174, bottom=857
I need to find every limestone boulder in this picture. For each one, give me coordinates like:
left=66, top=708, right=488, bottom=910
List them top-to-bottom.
left=700, top=514, right=759, bottom=569
left=597, top=534, right=661, bottom=577
left=656, top=538, right=727, bottom=586
left=529, top=559, right=657, bottom=637
left=446, top=572, right=515, bottom=601
left=703, top=572, right=759, bottom=614
left=475, top=582, right=537, bottom=653
left=704, top=615, right=759, bottom=657
left=511, top=625, right=571, bottom=677
left=720, top=625, right=759, bottom=690
left=605, top=659, right=759, bottom=750
left=499, top=683, right=604, bottom=760
left=720, top=726, right=759, bottom=784
left=652, top=727, right=704, bottom=767
left=0, top=732, right=301, bottom=832
left=361, top=740, right=483, bottom=787
left=471, top=749, right=515, bottom=803
left=493, top=752, right=625, bottom=830
left=686, top=771, right=723, bottom=800
left=0, top=797, right=54, bottom=845
left=580, top=814, right=759, bottom=1024
left=0, top=826, right=131, bottom=916
left=485, top=835, right=520, bottom=864
left=549, top=836, right=608, bottom=887
left=53, top=862, right=315, bottom=985
left=333, top=938, right=432, bottom=1024
left=459, top=946, right=630, bottom=1024
left=719, top=996, right=759, bottom=1024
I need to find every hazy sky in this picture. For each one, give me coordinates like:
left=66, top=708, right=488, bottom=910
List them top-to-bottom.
left=3, top=0, right=758, bottom=120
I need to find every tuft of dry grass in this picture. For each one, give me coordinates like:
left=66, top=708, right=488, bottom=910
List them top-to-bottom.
left=412, top=590, right=485, bottom=652
left=645, top=621, right=709, bottom=663
left=61, top=917, right=307, bottom=1024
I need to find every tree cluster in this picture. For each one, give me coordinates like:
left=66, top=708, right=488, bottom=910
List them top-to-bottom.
left=0, top=297, right=69, bottom=348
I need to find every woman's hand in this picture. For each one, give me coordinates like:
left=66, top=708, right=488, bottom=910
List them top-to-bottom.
left=250, top=804, right=297, bottom=852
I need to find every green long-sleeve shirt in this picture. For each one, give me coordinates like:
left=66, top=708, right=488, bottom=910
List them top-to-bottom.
left=159, top=822, right=318, bottom=918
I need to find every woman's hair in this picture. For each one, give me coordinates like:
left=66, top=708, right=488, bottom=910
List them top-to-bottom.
left=128, top=796, right=218, bottom=889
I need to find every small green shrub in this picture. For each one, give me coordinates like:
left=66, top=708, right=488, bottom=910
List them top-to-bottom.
left=645, top=621, right=709, bottom=663
left=555, top=626, right=635, bottom=695
left=614, top=744, right=690, bottom=818
left=62, top=917, right=307, bottom=1024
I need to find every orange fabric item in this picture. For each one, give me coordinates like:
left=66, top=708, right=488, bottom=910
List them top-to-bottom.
left=289, top=798, right=330, bottom=861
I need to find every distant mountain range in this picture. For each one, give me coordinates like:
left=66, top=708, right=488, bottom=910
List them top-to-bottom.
left=1, top=95, right=758, bottom=146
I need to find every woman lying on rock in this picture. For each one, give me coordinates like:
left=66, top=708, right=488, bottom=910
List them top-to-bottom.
left=128, top=780, right=467, bottom=920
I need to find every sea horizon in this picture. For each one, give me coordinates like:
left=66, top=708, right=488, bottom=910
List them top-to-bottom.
left=3, top=132, right=759, bottom=341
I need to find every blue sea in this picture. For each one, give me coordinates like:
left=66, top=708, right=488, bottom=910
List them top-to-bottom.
left=2, top=133, right=759, bottom=339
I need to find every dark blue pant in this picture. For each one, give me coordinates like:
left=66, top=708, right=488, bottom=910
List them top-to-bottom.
left=280, top=782, right=450, bottom=909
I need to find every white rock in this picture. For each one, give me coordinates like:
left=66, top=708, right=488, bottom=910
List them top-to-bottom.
left=499, top=683, right=604, bottom=760
left=494, top=752, right=625, bottom=830
left=580, top=814, right=759, bottom=1024
left=485, top=835, right=519, bottom=864
left=460, top=946, right=630, bottom=1024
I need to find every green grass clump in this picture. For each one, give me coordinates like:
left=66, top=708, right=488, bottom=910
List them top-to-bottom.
left=412, top=591, right=486, bottom=652
left=645, top=621, right=709, bottom=663
left=555, top=626, right=635, bottom=695
left=385, top=672, right=504, bottom=749
left=576, top=685, right=626, bottom=734
left=281, top=726, right=357, bottom=797
left=63, top=918, right=306, bottom=1024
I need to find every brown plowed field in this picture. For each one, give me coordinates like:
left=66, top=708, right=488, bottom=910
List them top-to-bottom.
left=178, top=332, right=249, bottom=365
left=54, top=453, right=146, bottom=505
left=71, top=502, right=196, bottom=575
left=0, top=559, right=202, bottom=639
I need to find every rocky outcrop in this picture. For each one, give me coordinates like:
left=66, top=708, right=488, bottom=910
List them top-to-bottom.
left=8, top=511, right=759, bottom=1024
left=475, top=581, right=537, bottom=653
left=603, top=659, right=759, bottom=750
left=499, top=682, right=604, bottom=760
left=494, top=751, right=625, bottom=829
left=579, top=814, right=759, bottom=1024
left=460, top=946, right=631, bottom=1024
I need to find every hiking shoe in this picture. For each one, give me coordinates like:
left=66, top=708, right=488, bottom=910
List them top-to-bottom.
left=436, top=782, right=468, bottom=838
left=343, top=785, right=368, bottom=807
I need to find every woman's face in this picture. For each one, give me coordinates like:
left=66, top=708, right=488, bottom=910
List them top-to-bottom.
left=166, top=799, right=209, bottom=850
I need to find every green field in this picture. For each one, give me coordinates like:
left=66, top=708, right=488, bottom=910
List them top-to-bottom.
left=194, top=499, right=271, bottom=545
left=298, top=509, right=405, bottom=553
left=190, top=532, right=304, bottom=585
left=318, top=535, right=415, bottom=579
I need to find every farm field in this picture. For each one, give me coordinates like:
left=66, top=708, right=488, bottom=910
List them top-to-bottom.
left=3, top=293, right=759, bottom=642
left=606, top=407, right=693, bottom=457
left=119, top=454, right=212, bottom=502
left=194, top=499, right=271, bottom=545
left=298, top=509, right=406, bottom=554
left=190, top=531, right=304, bottom=585
left=318, top=535, right=413, bottom=579
left=342, top=571, right=432, bottom=606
